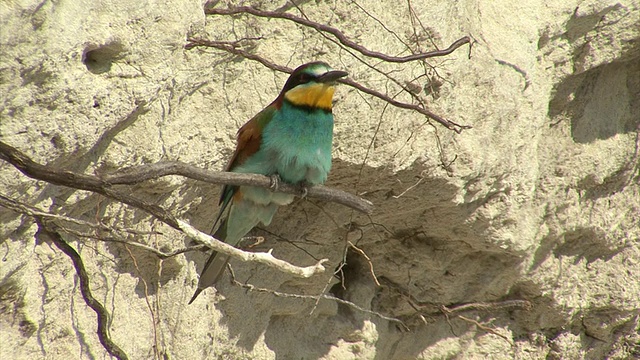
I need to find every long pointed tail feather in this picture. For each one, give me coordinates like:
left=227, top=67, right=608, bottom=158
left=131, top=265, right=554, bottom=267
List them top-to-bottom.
left=188, top=196, right=280, bottom=304
left=188, top=220, right=230, bottom=304
left=188, top=253, right=230, bottom=304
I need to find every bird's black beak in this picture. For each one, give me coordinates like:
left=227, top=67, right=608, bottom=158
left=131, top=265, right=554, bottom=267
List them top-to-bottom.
left=318, top=70, right=348, bottom=83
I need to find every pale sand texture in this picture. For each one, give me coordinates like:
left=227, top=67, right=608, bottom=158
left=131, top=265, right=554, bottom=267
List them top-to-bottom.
left=1, top=0, right=639, bottom=359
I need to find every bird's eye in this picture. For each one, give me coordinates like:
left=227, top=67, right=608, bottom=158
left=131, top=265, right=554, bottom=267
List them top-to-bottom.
left=298, top=73, right=311, bottom=84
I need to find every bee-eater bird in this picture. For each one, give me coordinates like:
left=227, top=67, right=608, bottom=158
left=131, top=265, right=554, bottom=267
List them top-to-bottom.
left=189, top=62, right=348, bottom=304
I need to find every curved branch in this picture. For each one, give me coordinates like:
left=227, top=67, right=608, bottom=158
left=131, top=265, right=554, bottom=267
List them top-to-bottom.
left=204, top=6, right=471, bottom=63
left=185, top=38, right=471, bottom=133
left=339, top=77, right=471, bottom=133
left=0, top=141, right=182, bottom=229
left=0, top=142, right=373, bottom=227
left=1, top=142, right=331, bottom=283
left=105, top=160, right=373, bottom=214
left=3, top=198, right=325, bottom=285
left=178, top=219, right=327, bottom=278
left=36, top=222, right=129, bottom=360
left=228, top=274, right=408, bottom=329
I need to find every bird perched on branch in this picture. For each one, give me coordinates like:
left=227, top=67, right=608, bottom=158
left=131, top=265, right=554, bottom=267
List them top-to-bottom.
left=189, top=62, right=348, bottom=304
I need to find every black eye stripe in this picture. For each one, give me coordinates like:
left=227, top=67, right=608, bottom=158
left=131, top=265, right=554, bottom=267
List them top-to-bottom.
left=281, top=69, right=325, bottom=94
left=298, top=73, right=313, bottom=84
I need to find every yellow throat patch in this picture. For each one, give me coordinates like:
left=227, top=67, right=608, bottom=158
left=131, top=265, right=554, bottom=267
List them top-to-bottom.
left=284, top=83, right=335, bottom=110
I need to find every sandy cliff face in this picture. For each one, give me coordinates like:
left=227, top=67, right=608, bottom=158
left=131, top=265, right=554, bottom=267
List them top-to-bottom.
left=1, top=0, right=638, bottom=359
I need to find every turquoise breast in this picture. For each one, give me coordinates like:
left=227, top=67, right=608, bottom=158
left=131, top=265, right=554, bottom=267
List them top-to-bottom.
left=239, top=101, right=334, bottom=186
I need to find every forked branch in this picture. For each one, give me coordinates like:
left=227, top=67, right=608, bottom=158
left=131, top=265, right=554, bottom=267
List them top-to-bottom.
left=189, top=4, right=473, bottom=133
left=204, top=6, right=471, bottom=63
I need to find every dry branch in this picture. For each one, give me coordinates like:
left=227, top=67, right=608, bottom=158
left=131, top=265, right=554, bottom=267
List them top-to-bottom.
left=189, top=5, right=472, bottom=133
left=205, top=6, right=471, bottom=63
left=186, top=38, right=471, bottom=133
left=0, top=141, right=333, bottom=279
left=0, top=141, right=183, bottom=228
left=0, top=142, right=372, bottom=230
left=106, top=160, right=373, bottom=214
left=0, top=194, right=161, bottom=236
left=1, top=194, right=210, bottom=260
left=179, top=219, right=327, bottom=278
left=35, top=221, right=129, bottom=360
left=227, top=267, right=408, bottom=329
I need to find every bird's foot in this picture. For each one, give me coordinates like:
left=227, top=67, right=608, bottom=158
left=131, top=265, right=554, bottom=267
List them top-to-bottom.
left=269, top=174, right=281, bottom=191
left=296, top=181, right=310, bottom=198
left=240, top=236, right=265, bottom=249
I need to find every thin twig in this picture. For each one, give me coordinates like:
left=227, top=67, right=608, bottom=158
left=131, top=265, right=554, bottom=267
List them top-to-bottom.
left=204, top=6, right=470, bottom=63
left=185, top=38, right=471, bottom=133
left=340, top=77, right=470, bottom=133
left=0, top=142, right=333, bottom=278
left=105, top=160, right=373, bottom=214
left=391, top=173, right=424, bottom=199
left=0, top=194, right=161, bottom=236
left=0, top=194, right=206, bottom=258
left=178, top=219, right=328, bottom=278
left=35, top=221, right=129, bottom=360
left=99, top=238, right=207, bottom=260
left=348, top=241, right=381, bottom=286
left=123, top=245, right=160, bottom=359
left=228, top=267, right=408, bottom=329
left=381, top=277, right=531, bottom=339
left=381, top=277, right=532, bottom=314
left=443, top=300, right=533, bottom=313
left=456, top=315, right=513, bottom=346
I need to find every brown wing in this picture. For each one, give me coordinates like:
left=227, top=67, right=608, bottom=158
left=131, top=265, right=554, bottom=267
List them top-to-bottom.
left=211, top=104, right=277, bottom=232
left=223, top=114, right=263, bottom=172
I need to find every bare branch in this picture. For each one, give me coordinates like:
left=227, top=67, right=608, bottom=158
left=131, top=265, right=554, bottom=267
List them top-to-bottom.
left=204, top=6, right=471, bottom=63
left=185, top=38, right=471, bottom=133
left=340, top=77, right=472, bottom=133
left=0, top=141, right=183, bottom=229
left=0, top=142, right=373, bottom=234
left=0, top=142, right=332, bottom=279
left=105, top=160, right=373, bottom=214
left=1, top=193, right=206, bottom=259
left=0, top=194, right=161, bottom=236
left=178, top=219, right=327, bottom=278
left=35, top=221, right=129, bottom=360
left=101, top=240, right=206, bottom=260
left=348, top=240, right=381, bottom=287
left=122, top=245, right=160, bottom=358
left=227, top=267, right=408, bottom=329
left=442, top=300, right=533, bottom=313
left=456, top=315, right=513, bottom=345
